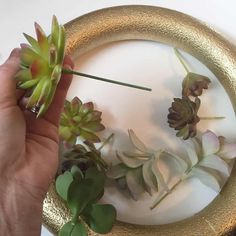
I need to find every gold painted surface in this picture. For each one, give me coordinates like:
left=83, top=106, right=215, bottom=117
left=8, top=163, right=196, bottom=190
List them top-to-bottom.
left=43, top=5, right=236, bottom=236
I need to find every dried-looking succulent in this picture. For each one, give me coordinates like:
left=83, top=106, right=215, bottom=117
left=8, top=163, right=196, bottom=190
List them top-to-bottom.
left=15, top=16, right=65, bottom=117
left=182, top=72, right=211, bottom=97
left=59, top=97, right=105, bottom=145
left=167, top=97, right=200, bottom=140
left=60, top=141, right=108, bottom=174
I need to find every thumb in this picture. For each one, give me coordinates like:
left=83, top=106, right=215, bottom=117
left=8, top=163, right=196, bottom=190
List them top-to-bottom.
left=0, top=48, right=20, bottom=108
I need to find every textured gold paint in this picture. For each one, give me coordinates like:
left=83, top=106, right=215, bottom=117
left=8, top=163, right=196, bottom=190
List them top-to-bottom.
left=43, top=5, right=236, bottom=236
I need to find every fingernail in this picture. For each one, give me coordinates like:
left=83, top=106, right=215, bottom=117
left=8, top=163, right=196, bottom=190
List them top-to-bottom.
left=20, top=43, right=29, bottom=49
left=9, top=48, right=20, bottom=58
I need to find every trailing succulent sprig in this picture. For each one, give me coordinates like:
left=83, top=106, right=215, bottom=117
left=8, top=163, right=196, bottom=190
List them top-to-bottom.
left=15, top=16, right=65, bottom=117
left=167, top=49, right=212, bottom=140
left=59, top=97, right=105, bottom=146
left=107, top=130, right=185, bottom=200
left=150, top=130, right=236, bottom=209
left=56, top=166, right=117, bottom=236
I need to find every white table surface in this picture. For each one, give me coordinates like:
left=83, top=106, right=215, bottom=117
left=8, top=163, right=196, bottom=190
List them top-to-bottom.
left=1, top=1, right=236, bottom=235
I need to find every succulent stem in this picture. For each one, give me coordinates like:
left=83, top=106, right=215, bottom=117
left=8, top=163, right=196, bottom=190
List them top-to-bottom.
left=174, top=48, right=190, bottom=73
left=62, top=69, right=152, bottom=92
left=200, top=116, right=225, bottom=120
left=98, top=133, right=115, bottom=151
left=150, top=178, right=182, bottom=210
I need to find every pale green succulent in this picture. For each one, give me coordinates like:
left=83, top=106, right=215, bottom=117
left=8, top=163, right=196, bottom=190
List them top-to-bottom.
left=15, top=16, right=65, bottom=117
left=59, top=97, right=105, bottom=146
left=107, top=130, right=185, bottom=200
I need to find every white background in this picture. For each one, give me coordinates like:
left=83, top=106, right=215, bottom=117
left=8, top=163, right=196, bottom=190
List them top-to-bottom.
left=1, top=1, right=236, bottom=235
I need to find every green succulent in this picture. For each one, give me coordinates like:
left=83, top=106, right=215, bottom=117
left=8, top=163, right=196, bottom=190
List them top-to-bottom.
left=15, top=16, right=65, bottom=117
left=59, top=97, right=105, bottom=145
left=167, top=97, right=200, bottom=140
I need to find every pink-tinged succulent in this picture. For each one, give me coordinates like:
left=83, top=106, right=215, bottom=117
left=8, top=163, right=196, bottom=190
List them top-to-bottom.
left=15, top=16, right=65, bottom=117
left=182, top=72, right=211, bottom=97
left=59, top=97, right=105, bottom=146
left=182, top=130, right=236, bottom=193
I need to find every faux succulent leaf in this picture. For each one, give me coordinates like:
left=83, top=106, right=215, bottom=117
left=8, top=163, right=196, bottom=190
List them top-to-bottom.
left=182, top=72, right=211, bottom=97
left=128, top=129, right=148, bottom=152
left=202, top=130, right=220, bottom=156
left=183, top=141, right=200, bottom=167
left=218, top=142, right=236, bottom=159
left=122, top=151, right=151, bottom=159
left=162, top=151, right=188, bottom=171
left=116, top=152, right=147, bottom=168
left=199, top=154, right=230, bottom=177
left=152, top=156, right=169, bottom=192
left=142, top=159, right=158, bottom=194
left=106, top=163, right=129, bottom=179
left=71, top=165, right=84, bottom=181
left=189, top=166, right=223, bottom=192
left=85, top=167, right=106, bottom=202
left=126, top=167, right=146, bottom=200
left=55, top=171, right=73, bottom=201
left=67, top=178, right=93, bottom=214
left=82, top=204, right=117, bottom=234
left=59, top=221, right=74, bottom=236
left=71, top=222, right=88, bottom=236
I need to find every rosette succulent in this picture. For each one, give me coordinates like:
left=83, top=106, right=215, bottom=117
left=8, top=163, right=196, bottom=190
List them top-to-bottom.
left=15, top=16, right=65, bottom=117
left=182, top=72, right=211, bottom=97
left=59, top=97, right=105, bottom=145
left=167, top=97, right=200, bottom=140
left=60, top=141, right=108, bottom=174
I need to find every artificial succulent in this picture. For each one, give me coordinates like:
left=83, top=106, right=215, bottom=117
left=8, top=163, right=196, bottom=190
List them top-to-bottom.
left=15, top=16, right=65, bottom=117
left=167, top=48, right=211, bottom=140
left=59, top=97, right=105, bottom=146
left=167, top=97, right=200, bottom=140
left=107, top=130, right=185, bottom=200
left=60, top=141, right=108, bottom=174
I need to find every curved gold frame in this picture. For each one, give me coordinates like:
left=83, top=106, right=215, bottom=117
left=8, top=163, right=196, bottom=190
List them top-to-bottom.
left=43, top=5, right=236, bottom=236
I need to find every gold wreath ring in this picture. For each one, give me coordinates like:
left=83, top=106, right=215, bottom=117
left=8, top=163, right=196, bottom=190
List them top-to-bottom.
left=43, top=5, right=236, bottom=236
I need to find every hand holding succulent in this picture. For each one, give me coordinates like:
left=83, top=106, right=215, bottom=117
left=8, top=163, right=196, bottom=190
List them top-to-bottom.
left=15, top=16, right=151, bottom=118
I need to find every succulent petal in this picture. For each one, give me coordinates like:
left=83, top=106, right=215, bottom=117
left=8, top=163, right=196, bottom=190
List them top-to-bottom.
left=182, top=72, right=211, bottom=97
left=202, top=130, right=220, bottom=156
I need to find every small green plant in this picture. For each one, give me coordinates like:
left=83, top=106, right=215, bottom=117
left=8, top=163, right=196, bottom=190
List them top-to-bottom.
left=56, top=166, right=116, bottom=236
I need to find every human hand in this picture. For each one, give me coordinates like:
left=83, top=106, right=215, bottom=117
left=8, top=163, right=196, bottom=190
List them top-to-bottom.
left=0, top=48, right=73, bottom=235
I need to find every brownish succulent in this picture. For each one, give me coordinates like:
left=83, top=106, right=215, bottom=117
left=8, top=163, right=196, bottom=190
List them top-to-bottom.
left=182, top=72, right=211, bottom=97
left=167, top=97, right=200, bottom=139
left=60, top=141, right=108, bottom=174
